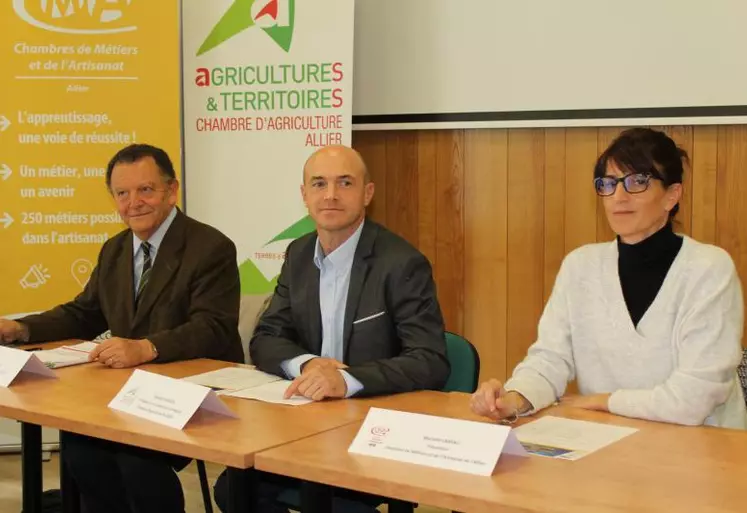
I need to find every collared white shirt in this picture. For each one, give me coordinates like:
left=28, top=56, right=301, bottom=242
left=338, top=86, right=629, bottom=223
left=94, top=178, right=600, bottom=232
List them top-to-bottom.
left=281, top=220, right=366, bottom=397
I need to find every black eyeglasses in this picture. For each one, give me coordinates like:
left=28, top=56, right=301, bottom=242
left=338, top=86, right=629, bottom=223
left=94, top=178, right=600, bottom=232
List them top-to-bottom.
left=593, top=173, right=657, bottom=197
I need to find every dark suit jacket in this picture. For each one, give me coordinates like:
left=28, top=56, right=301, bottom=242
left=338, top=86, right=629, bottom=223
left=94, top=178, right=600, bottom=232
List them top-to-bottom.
left=21, top=209, right=243, bottom=363
left=250, top=220, right=450, bottom=397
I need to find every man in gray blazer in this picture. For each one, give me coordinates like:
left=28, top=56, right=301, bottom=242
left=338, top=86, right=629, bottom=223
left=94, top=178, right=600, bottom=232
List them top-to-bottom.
left=215, top=145, right=449, bottom=512
left=252, top=145, right=449, bottom=400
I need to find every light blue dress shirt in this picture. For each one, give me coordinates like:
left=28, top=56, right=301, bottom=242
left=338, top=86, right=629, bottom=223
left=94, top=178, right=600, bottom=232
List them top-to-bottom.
left=132, top=207, right=177, bottom=299
left=280, top=221, right=365, bottom=397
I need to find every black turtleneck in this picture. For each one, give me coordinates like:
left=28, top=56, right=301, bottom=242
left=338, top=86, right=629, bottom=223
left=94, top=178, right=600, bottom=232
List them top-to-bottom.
left=618, top=223, right=683, bottom=327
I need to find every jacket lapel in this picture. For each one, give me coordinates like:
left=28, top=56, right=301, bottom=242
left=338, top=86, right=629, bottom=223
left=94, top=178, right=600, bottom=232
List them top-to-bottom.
left=131, top=211, right=185, bottom=328
left=342, top=221, right=377, bottom=360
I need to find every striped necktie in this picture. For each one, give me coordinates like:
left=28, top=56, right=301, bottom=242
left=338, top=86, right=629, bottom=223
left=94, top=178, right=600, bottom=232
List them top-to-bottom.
left=136, top=241, right=152, bottom=306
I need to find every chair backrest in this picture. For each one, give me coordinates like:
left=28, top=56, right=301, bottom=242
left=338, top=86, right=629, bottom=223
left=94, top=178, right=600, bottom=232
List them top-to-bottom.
left=238, top=293, right=273, bottom=364
left=442, top=332, right=480, bottom=393
left=738, top=348, right=747, bottom=407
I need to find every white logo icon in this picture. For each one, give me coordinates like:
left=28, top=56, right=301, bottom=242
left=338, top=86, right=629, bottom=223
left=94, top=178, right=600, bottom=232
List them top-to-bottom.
left=13, top=0, right=136, bottom=34
left=71, top=258, right=94, bottom=288
left=20, top=264, right=51, bottom=289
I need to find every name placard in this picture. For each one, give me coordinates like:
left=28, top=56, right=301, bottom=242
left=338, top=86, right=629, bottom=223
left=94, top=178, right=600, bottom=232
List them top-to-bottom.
left=0, top=346, right=57, bottom=387
left=109, top=369, right=237, bottom=429
left=349, top=407, right=527, bottom=476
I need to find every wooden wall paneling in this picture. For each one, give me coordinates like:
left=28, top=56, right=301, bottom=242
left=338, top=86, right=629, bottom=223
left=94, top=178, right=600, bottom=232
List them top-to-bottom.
left=356, top=124, right=747, bottom=382
left=691, top=126, right=719, bottom=244
left=716, top=126, right=747, bottom=340
left=716, top=126, right=745, bottom=261
left=716, top=127, right=747, bottom=272
left=564, top=128, right=600, bottom=253
left=464, top=129, right=509, bottom=382
left=506, top=129, right=546, bottom=376
left=543, top=129, right=566, bottom=303
left=434, top=130, right=465, bottom=334
left=352, top=131, right=388, bottom=223
left=384, top=132, right=419, bottom=245
left=417, top=132, right=438, bottom=267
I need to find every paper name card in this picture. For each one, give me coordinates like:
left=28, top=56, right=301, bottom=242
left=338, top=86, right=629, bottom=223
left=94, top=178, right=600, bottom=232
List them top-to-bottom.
left=0, top=346, right=57, bottom=387
left=109, top=369, right=238, bottom=429
left=349, top=407, right=527, bottom=476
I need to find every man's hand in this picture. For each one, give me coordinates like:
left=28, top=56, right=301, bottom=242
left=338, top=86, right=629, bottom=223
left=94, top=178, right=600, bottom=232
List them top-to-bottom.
left=0, top=319, right=29, bottom=344
left=88, top=337, right=156, bottom=369
left=301, top=357, right=347, bottom=374
left=284, top=366, right=348, bottom=401
left=470, top=379, right=532, bottom=422
left=563, top=393, right=611, bottom=412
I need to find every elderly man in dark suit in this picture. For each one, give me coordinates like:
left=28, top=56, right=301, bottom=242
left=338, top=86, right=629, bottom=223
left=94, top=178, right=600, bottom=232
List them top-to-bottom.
left=0, top=144, right=243, bottom=513
left=214, top=145, right=450, bottom=512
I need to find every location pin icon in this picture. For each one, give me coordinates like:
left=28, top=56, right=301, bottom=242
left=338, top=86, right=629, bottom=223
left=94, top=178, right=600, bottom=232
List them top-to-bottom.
left=71, top=258, right=94, bottom=289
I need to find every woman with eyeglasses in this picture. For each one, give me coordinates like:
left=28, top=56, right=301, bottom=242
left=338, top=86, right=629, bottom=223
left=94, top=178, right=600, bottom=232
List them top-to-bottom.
left=471, top=127, right=746, bottom=428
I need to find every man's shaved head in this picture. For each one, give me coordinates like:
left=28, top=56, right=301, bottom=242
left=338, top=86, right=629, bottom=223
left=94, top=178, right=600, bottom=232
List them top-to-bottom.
left=303, top=145, right=370, bottom=184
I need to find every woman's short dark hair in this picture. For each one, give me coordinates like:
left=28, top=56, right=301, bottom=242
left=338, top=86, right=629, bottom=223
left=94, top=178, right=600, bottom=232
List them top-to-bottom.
left=593, top=128, right=689, bottom=217
left=106, top=144, right=176, bottom=189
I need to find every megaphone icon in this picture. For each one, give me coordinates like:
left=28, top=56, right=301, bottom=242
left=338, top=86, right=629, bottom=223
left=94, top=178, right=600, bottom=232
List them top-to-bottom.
left=19, top=264, right=51, bottom=289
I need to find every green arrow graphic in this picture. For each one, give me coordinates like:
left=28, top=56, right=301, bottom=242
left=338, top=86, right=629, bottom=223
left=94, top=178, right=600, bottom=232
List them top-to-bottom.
left=197, top=0, right=295, bottom=56
left=239, top=214, right=314, bottom=294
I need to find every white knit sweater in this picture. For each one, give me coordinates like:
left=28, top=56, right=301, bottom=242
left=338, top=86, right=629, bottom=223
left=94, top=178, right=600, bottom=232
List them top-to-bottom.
left=505, top=236, right=747, bottom=428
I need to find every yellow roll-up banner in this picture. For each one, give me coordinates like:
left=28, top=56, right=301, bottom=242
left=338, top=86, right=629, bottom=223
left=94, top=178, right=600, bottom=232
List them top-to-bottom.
left=0, top=1, right=181, bottom=318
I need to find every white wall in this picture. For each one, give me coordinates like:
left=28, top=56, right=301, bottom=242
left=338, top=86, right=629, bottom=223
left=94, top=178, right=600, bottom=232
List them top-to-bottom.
left=352, top=0, right=747, bottom=128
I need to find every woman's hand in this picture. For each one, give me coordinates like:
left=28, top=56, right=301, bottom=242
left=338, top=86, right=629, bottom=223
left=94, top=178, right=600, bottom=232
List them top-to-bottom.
left=470, top=379, right=532, bottom=422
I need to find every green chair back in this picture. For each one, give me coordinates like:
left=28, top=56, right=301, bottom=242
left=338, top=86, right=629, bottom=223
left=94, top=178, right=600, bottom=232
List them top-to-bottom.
left=442, top=332, right=480, bottom=393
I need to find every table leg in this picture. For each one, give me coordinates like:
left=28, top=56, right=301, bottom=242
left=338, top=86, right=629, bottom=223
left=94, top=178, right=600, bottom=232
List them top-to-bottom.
left=21, top=422, right=42, bottom=513
left=59, top=432, right=81, bottom=513
left=226, top=467, right=258, bottom=513
left=300, top=481, right=333, bottom=513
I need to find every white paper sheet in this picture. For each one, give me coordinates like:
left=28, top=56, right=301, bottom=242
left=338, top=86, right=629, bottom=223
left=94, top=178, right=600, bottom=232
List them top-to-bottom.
left=34, top=341, right=98, bottom=369
left=65, top=341, right=99, bottom=352
left=181, top=367, right=281, bottom=391
left=225, top=380, right=313, bottom=406
left=513, top=416, right=638, bottom=460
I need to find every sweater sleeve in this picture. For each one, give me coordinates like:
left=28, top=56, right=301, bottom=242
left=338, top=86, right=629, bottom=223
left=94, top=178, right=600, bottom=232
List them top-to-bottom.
left=608, top=249, right=744, bottom=425
left=504, top=253, right=577, bottom=412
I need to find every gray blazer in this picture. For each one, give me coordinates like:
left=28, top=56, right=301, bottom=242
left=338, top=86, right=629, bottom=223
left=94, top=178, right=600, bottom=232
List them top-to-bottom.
left=250, top=220, right=450, bottom=397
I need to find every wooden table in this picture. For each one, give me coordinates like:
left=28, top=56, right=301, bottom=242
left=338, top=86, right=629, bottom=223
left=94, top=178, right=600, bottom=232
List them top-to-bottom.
left=0, top=353, right=433, bottom=513
left=255, top=392, right=747, bottom=513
